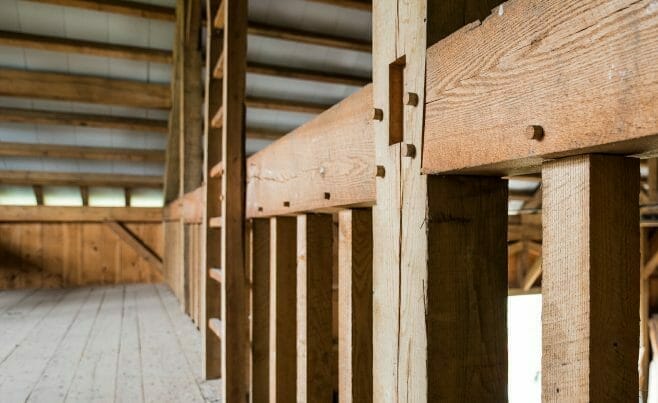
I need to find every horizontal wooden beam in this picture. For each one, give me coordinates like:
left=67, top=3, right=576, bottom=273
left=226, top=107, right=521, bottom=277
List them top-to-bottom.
left=27, top=0, right=176, bottom=21
left=306, top=0, right=371, bottom=11
left=422, top=0, right=658, bottom=175
left=248, top=21, right=371, bottom=53
left=0, top=30, right=172, bottom=63
left=247, top=62, right=369, bottom=87
left=0, top=68, right=171, bottom=109
left=246, top=84, right=374, bottom=218
left=246, top=97, right=331, bottom=115
left=0, top=107, right=168, bottom=133
left=0, top=142, right=164, bottom=163
left=0, top=170, right=163, bottom=188
left=163, top=185, right=204, bottom=223
left=0, top=205, right=162, bottom=222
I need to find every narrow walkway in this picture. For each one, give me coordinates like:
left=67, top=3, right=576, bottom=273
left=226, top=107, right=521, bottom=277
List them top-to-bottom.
left=0, top=284, right=222, bottom=403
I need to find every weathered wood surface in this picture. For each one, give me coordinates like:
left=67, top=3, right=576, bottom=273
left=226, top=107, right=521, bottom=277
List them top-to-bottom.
left=26, top=0, right=176, bottom=21
left=423, top=0, right=658, bottom=175
left=0, top=68, right=171, bottom=110
left=246, top=85, right=375, bottom=218
left=0, top=141, right=164, bottom=162
left=542, top=155, right=639, bottom=400
left=0, top=170, right=162, bottom=188
left=0, top=206, right=162, bottom=223
left=250, top=219, right=270, bottom=403
left=0, top=223, right=163, bottom=290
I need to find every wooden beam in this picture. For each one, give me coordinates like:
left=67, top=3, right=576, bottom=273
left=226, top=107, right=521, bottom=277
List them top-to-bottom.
left=27, top=0, right=176, bottom=21
left=306, top=0, right=371, bottom=11
left=422, top=0, right=658, bottom=175
left=248, top=21, right=371, bottom=53
left=0, top=30, right=172, bottom=63
left=212, top=51, right=225, bottom=79
left=247, top=62, right=369, bottom=87
left=0, top=68, right=171, bottom=110
left=246, top=85, right=374, bottom=218
left=246, top=97, right=331, bottom=115
left=211, top=106, right=223, bottom=128
left=0, top=107, right=168, bottom=133
left=246, top=128, right=285, bottom=141
left=0, top=142, right=164, bottom=162
left=542, top=154, right=639, bottom=400
left=0, top=170, right=162, bottom=188
left=33, top=185, right=43, bottom=206
left=80, top=186, right=89, bottom=207
left=163, top=186, right=204, bottom=223
left=124, top=188, right=132, bottom=207
left=0, top=205, right=162, bottom=222
left=338, top=209, right=372, bottom=403
left=296, top=214, right=333, bottom=402
left=269, top=217, right=297, bottom=401
left=250, top=218, right=270, bottom=403
left=107, top=221, right=163, bottom=272
left=521, top=256, right=542, bottom=291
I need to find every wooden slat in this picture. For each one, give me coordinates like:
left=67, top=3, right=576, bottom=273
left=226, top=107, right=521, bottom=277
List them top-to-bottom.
left=27, top=0, right=176, bottom=21
left=306, top=0, right=371, bottom=11
left=422, top=0, right=658, bottom=175
left=248, top=21, right=371, bottom=53
left=0, top=30, right=172, bottom=63
left=247, top=62, right=369, bottom=87
left=0, top=68, right=171, bottom=109
left=246, top=85, right=374, bottom=217
left=246, top=97, right=330, bottom=115
left=211, top=106, right=223, bottom=128
left=0, top=107, right=168, bottom=133
left=0, top=142, right=164, bottom=162
left=542, top=154, right=639, bottom=400
left=209, top=161, right=224, bottom=178
left=0, top=170, right=162, bottom=188
left=0, top=206, right=162, bottom=222
left=338, top=209, right=372, bottom=403
left=296, top=214, right=333, bottom=402
left=269, top=217, right=297, bottom=401
left=250, top=218, right=270, bottom=402
left=107, top=221, right=164, bottom=272
left=209, top=268, right=223, bottom=283
left=208, top=318, right=223, bottom=339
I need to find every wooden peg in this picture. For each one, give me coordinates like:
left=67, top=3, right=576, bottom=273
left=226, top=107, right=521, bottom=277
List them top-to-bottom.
left=404, top=92, right=419, bottom=106
left=372, top=108, right=384, bottom=121
left=526, top=125, right=544, bottom=140
left=402, top=143, right=416, bottom=158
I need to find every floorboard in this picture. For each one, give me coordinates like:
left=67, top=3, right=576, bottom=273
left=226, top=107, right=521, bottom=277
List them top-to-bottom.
left=0, top=285, right=220, bottom=403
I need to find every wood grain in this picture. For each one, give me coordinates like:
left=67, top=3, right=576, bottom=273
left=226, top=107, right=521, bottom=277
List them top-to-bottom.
left=26, top=0, right=176, bottom=21
left=423, top=0, right=658, bottom=175
left=246, top=85, right=375, bottom=218
left=542, top=154, right=639, bottom=401
left=0, top=206, right=162, bottom=222
left=338, top=209, right=372, bottom=403
left=296, top=214, right=333, bottom=402
left=250, top=219, right=270, bottom=402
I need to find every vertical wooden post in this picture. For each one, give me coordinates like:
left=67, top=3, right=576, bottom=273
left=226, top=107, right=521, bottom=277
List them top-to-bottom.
left=202, top=0, right=223, bottom=380
left=542, top=154, right=639, bottom=401
left=338, top=209, right=372, bottom=403
left=296, top=214, right=333, bottom=402
left=269, top=217, right=297, bottom=402
left=251, top=218, right=270, bottom=402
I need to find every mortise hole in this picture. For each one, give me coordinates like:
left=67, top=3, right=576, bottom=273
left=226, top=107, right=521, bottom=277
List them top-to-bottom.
left=388, top=55, right=406, bottom=145
left=283, top=201, right=290, bottom=207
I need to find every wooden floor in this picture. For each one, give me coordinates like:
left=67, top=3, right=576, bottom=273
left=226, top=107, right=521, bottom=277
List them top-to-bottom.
left=0, top=284, right=221, bottom=403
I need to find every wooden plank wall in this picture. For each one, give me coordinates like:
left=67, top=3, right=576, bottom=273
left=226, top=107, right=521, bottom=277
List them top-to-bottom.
left=0, top=222, right=163, bottom=290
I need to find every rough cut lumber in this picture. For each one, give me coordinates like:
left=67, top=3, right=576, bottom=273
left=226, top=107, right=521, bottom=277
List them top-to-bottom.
left=27, top=0, right=176, bottom=21
left=306, top=0, right=371, bottom=11
left=422, top=0, right=658, bottom=175
left=248, top=21, right=371, bottom=53
left=0, top=30, right=172, bottom=63
left=247, top=62, right=369, bottom=87
left=0, top=68, right=171, bottom=110
left=246, top=85, right=374, bottom=218
left=245, top=97, right=330, bottom=115
left=0, top=107, right=168, bottom=133
left=0, top=142, right=164, bottom=163
left=542, top=155, right=639, bottom=401
left=0, top=170, right=162, bottom=188
left=163, top=186, right=204, bottom=224
left=0, top=206, right=162, bottom=222
left=338, top=209, right=372, bottom=403
left=296, top=214, right=333, bottom=402
left=269, top=217, right=297, bottom=401
left=250, top=219, right=270, bottom=403
left=107, top=221, right=164, bottom=273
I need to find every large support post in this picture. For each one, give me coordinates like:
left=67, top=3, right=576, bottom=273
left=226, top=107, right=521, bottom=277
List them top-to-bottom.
left=542, top=154, right=639, bottom=401
left=338, top=209, right=373, bottom=403
left=296, top=214, right=333, bottom=402
left=269, top=217, right=297, bottom=402
left=251, top=218, right=270, bottom=402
